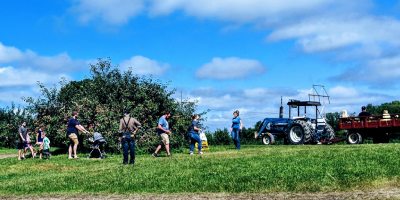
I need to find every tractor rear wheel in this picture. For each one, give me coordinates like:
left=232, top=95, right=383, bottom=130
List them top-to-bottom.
left=287, top=123, right=304, bottom=145
left=323, top=124, right=335, bottom=141
left=346, top=132, right=363, bottom=144
left=262, top=133, right=275, bottom=145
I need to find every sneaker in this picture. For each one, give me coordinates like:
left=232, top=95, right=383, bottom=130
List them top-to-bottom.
left=317, top=141, right=322, bottom=145
left=198, top=151, right=203, bottom=155
left=189, top=152, right=194, bottom=156
left=152, top=153, right=158, bottom=157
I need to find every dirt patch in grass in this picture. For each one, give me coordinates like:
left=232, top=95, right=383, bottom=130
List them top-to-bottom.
left=0, top=154, right=15, bottom=159
left=2, top=187, right=400, bottom=200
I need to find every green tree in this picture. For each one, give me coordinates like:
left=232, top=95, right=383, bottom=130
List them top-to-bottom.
left=23, top=59, right=199, bottom=153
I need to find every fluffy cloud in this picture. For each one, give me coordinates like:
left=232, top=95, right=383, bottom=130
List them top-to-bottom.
left=71, top=0, right=145, bottom=25
left=267, top=16, right=400, bottom=53
left=0, top=42, right=85, bottom=105
left=119, top=55, right=169, bottom=75
left=196, top=57, right=265, bottom=80
left=0, top=66, right=65, bottom=87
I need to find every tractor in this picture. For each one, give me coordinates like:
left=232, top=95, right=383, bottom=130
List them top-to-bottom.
left=255, top=85, right=335, bottom=145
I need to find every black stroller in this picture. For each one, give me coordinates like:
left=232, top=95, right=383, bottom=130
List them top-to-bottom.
left=87, top=132, right=107, bottom=159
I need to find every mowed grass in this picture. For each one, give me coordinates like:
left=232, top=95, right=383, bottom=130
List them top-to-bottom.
left=0, top=144, right=399, bottom=196
left=0, top=147, right=17, bottom=154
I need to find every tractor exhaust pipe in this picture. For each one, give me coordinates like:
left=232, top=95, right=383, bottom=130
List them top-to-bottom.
left=279, top=96, right=284, bottom=118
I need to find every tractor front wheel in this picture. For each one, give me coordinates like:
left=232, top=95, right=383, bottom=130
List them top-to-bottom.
left=262, top=133, right=275, bottom=145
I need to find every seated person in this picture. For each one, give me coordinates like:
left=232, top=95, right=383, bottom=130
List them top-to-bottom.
left=358, top=106, right=371, bottom=117
left=341, top=110, right=349, bottom=118
left=382, top=110, right=391, bottom=120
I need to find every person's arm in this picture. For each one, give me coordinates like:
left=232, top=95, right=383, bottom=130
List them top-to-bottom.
left=119, top=119, right=124, bottom=132
left=240, top=119, right=243, bottom=130
left=75, top=124, right=89, bottom=133
left=157, top=124, right=171, bottom=134
left=19, top=128, right=25, bottom=142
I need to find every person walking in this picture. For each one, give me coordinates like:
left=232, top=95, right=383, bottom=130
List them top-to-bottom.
left=119, top=110, right=141, bottom=165
left=231, top=110, right=242, bottom=150
left=66, top=111, right=89, bottom=159
left=152, top=111, right=172, bottom=157
left=188, top=114, right=203, bottom=155
left=17, top=122, right=27, bottom=160
left=36, top=125, right=44, bottom=159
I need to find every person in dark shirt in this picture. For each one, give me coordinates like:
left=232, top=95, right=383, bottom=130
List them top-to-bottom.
left=358, top=106, right=371, bottom=117
left=66, top=111, right=89, bottom=159
left=188, top=114, right=203, bottom=155
left=17, top=122, right=27, bottom=160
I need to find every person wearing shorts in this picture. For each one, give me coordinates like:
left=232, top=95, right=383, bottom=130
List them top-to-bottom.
left=66, top=111, right=89, bottom=159
left=152, top=111, right=172, bottom=157
left=17, top=122, right=27, bottom=160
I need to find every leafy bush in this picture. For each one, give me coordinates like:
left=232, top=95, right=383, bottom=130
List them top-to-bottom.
left=23, top=59, right=199, bottom=153
left=0, top=105, right=32, bottom=148
left=213, top=128, right=231, bottom=145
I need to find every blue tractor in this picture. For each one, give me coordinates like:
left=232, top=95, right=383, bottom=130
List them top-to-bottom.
left=255, top=87, right=335, bottom=145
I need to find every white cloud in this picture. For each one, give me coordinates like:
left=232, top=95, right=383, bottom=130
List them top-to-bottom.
left=71, top=0, right=145, bottom=25
left=149, top=0, right=355, bottom=23
left=268, top=16, right=400, bottom=53
left=0, top=42, right=23, bottom=62
left=0, top=42, right=85, bottom=106
left=120, top=55, right=169, bottom=75
left=196, top=57, right=265, bottom=80
left=0, top=66, right=65, bottom=87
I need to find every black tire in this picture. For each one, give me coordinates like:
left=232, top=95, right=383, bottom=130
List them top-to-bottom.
left=287, top=120, right=313, bottom=144
left=287, top=121, right=305, bottom=145
left=323, top=124, right=335, bottom=141
left=346, top=132, right=363, bottom=144
left=262, top=133, right=275, bottom=145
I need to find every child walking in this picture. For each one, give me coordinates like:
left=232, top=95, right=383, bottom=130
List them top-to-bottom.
left=24, top=130, right=36, bottom=158
left=42, top=132, right=51, bottom=159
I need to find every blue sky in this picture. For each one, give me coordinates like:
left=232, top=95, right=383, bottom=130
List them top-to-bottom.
left=1, top=0, right=400, bottom=130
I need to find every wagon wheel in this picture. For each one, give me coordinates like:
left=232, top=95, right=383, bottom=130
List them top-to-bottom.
left=346, top=132, right=363, bottom=144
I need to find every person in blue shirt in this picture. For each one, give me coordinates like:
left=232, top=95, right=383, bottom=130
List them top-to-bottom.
left=231, top=110, right=242, bottom=150
left=66, top=111, right=89, bottom=159
left=152, top=111, right=172, bottom=157
left=188, top=114, right=203, bottom=155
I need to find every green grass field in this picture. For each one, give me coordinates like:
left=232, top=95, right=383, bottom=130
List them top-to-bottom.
left=0, top=144, right=399, bottom=196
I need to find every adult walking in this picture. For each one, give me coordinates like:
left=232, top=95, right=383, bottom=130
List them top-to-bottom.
left=119, top=110, right=141, bottom=165
left=231, top=110, right=242, bottom=150
left=66, top=111, right=89, bottom=159
left=152, top=111, right=172, bottom=157
left=188, top=114, right=203, bottom=155
left=17, top=122, right=27, bottom=160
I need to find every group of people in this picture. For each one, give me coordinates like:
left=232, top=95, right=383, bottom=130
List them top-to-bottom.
left=17, top=109, right=243, bottom=165
left=17, top=122, right=50, bottom=160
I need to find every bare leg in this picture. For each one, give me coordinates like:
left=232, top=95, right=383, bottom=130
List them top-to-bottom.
left=73, top=143, right=78, bottom=158
left=165, top=144, right=170, bottom=155
left=68, top=145, right=73, bottom=158
left=154, top=145, right=162, bottom=154
left=18, top=150, right=21, bottom=160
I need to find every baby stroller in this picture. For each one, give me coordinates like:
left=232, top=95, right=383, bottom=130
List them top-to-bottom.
left=87, top=132, right=107, bottom=159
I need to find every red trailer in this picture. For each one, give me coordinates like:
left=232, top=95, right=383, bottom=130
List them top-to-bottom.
left=339, top=114, right=400, bottom=144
